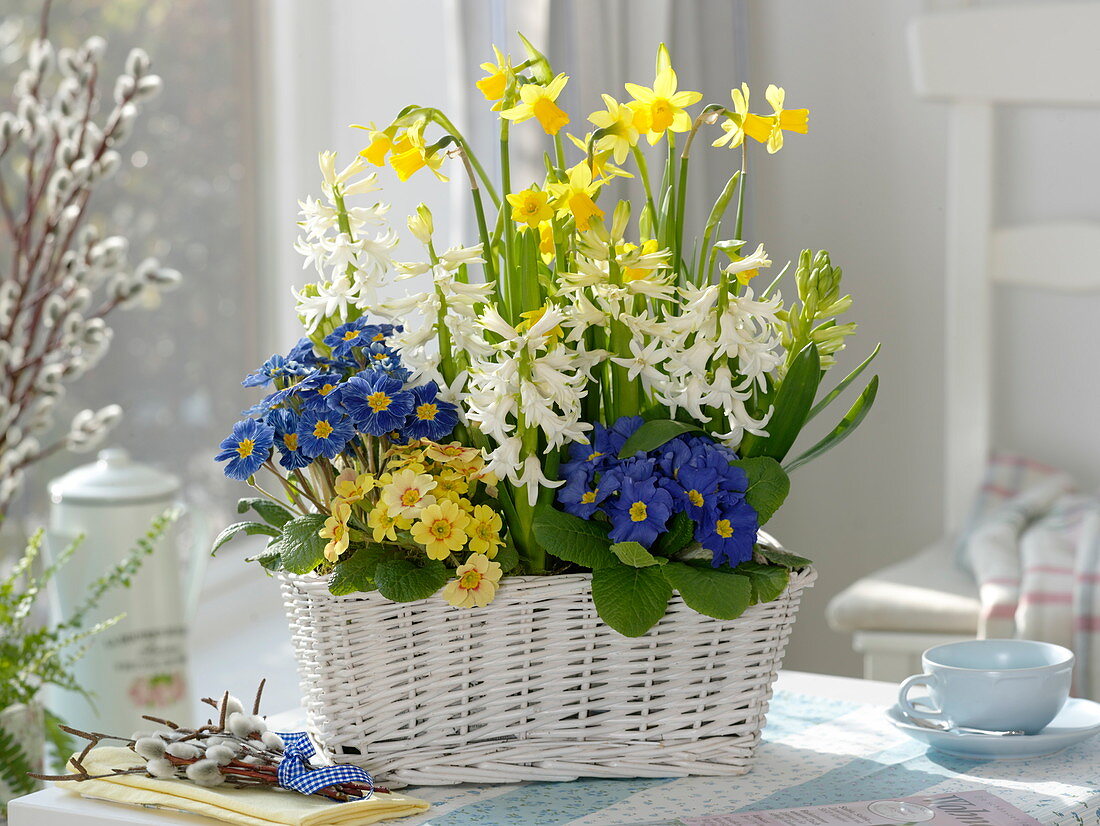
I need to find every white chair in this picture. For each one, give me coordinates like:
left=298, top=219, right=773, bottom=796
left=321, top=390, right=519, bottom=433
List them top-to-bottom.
left=827, top=1, right=1100, bottom=681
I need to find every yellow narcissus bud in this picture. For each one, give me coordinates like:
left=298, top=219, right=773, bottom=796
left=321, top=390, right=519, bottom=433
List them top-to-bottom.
left=407, top=203, right=434, bottom=245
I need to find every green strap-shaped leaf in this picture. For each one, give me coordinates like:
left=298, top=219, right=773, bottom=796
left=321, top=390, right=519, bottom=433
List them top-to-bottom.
left=739, top=342, right=821, bottom=462
left=806, top=342, right=881, bottom=424
left=784, top=374, right=879, bottom=473
left=617, top=419, right=705, bottom=459
left=211, top=521, right=280, bottom=556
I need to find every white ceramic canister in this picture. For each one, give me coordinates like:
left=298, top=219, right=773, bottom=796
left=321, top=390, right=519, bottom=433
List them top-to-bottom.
left=47, top=447, right=194, bottom=734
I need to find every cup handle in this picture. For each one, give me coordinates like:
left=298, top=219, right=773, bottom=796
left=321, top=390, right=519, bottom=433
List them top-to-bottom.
left=897, top=673, right=946, bottom=722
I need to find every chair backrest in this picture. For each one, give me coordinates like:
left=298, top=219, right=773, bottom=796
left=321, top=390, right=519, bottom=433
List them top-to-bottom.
left=907, top=2, right=1100, bottom=532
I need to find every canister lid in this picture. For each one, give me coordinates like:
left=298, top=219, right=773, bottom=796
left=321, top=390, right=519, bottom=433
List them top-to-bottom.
left=49, top=447, right=180, bottom=505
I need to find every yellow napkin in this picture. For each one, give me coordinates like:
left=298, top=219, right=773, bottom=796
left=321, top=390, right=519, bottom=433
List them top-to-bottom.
left=59, top=747, right=429, bottom=826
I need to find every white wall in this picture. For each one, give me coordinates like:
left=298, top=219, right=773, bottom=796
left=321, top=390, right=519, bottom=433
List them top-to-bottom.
left=749, top=0, right=1100, bottom=676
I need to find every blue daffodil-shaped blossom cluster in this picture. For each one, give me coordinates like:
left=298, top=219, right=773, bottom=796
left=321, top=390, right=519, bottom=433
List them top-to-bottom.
left=215, top=318, right=459, bottom=480
left=557, top=416, right=759, bottom=568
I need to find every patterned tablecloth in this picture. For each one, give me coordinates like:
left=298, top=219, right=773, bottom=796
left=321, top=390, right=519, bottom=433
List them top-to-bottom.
left=398, top=690, right=1100, bottom=826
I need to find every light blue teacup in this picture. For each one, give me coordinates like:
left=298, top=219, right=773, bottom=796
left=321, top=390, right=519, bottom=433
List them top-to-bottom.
left=898, top=639, right=1074, bottom=734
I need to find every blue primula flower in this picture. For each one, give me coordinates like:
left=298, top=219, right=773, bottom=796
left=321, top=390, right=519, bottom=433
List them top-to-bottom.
left=324, top=319, right=395, bottom=359
left=286, top=337, right=324, bottom=367
left=242, top=354, right=310, bottom=388
left=268, top=370, right=345, bottom=411
left=340, top=371, right=414, bottom=436
left=402, top=381, right=459, bottom=441
left=266, top=409, right=310, bottom=471
left=296, top=409, right=355, bottom=460
left=215, top=419, right=275, bottom=480
left=674, top=459, right=726, bottom=522
left=557, top=467, right=608, bottom=519
left=606, top=475, right=674, bottom=546
left=697, top=498, right=759, bottom=567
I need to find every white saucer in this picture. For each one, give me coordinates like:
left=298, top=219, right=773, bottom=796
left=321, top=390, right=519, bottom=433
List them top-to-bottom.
left=887, top=698, right=1100, bottom=760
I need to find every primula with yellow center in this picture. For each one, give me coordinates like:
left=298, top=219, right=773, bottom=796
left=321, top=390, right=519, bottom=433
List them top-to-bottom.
left=476, top=46, right=511, bottom=110
left=624, top=65, right=702, bottom=145
left=501, top=73, right=571, bottom=135
left=762, top=83, right=809, bottom=154
left=712, top=84, right=774, bottom=150
left=587, top=95, right=641, bottom=164
left=546, top=162, right=604, bottom=231
left=507, top=188, right=553, bottom=229
left=236, top=438, right=254, bottom=458
left=381, top=468, right=437, bottom=519
left=334, top=471, right=376, bottom=504
left=411, top=499, right=471, bottom=561
left=319, top=500, right=352, bottom=563
left=628, top=501, right=649, bottom=522
left=367, top=502, right=411, bottom=543
left=466, top=504, right=504, bottom=557
left=442, top=553, right=503, bottom=608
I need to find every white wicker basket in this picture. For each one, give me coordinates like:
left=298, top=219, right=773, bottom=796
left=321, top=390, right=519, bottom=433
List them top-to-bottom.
left=280, top=566, right=815, bottom=786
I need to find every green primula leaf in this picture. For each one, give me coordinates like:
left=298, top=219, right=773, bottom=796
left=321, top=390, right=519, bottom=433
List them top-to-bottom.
left=739, top=343, right=821, bottom=461
left=784, top=375, right=879, bottom=473
left=617, top=419, right=705, bottom=459
left=730, top=457, right=790, bottom=525
left=236, top=498, right=294, bottom=528
left=532, top=503, right=617, bottom=569
left=654, top=511, right=695, bottom=557
left=275, top=514, right=329, bottom=575
left=211, top=521, right=281, bottom=556
left=493, top=539, right=520, bottom=574
left=610, top=542, right=667, bottom=568
left=244, top=544, right=284, bottom=572
left=328, top=545, right=391, bottom=595
left=755, top=545, right=813, bottom=569
left=374, top=558, right=449, bottom=603
left=662, top=561, right=752, bottom=620
left=735, top=561, right=791, bottom=605
left=591, top=564, right=673, bottom=637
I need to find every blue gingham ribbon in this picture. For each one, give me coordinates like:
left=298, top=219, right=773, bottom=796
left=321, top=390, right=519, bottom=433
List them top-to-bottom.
left=274, top=731, right=374, bottom=799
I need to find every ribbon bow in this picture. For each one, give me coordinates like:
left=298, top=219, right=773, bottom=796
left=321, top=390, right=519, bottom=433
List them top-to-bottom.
left=275, top=731, right=375, bottom=799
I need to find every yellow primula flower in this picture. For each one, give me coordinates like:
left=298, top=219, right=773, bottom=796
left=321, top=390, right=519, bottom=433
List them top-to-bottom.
left=476, top=46, right=511, bottom=110
left=624, top=59, right=702, bottom=145
left=501, top=73, right=571, bottom=135
left=712, top=84, right=773, bottom=149
left=762, top=84, right=809, bottom=154
left=587, top=94, right=640, bottom=164
left=389, top=133, right=449, bottom=182
left=546, top=162, right=605, bottom=232
left=507, top=187, right=553, bottom=229
left=425, top=442, right=482, bottom=466
left=380, top=468, right=438, bottom=519
left=434, top=469, right=471, bottom=500
left=334, top=471, right=376, bottom=504
left=411, top=499, right=471, bottom=561
left=319, top=500, right=352, bottom=563
left=366, top=502, right=401, bottom=543
left=466, top=505, right=504, bottom=558
left=442, top=553, right=503, bottom=608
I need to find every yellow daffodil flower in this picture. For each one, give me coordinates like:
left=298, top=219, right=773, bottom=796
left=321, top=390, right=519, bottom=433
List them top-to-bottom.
left=476, top=46, right=511, bottom=110
left=624, top=63, right=702, bottom=145
left=501, top=73, right=571, bottom=135
left=712, top=84, right=773, bottom=149
left=763, top=84, right=809, bottom=153
left=587, top=94, right=640, bottom=163
left=352, top=124, right=395, bottom=166
left=389, top=133, right=449, bottom=182
left=567, top=133, right=634, bottom=180
left=546, top=162, right=605, bottom=231
left=507, top=187, right=553, bottom=229
left=538, top=221, right=556, bottom=263
left=621, top=239, right=663, bottom=281
left=516, top=304, right=564, bottom=344
left=411, top=499, right=471, bottom=560
left=319, top=500, right=352, bottom=562
left=467, top=505, right=504, bottom=557
left=442, top=553, right=503, bottom=608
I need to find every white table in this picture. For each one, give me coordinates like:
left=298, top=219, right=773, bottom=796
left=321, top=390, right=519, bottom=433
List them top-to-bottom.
left=9, top=671, right=895, bottom=825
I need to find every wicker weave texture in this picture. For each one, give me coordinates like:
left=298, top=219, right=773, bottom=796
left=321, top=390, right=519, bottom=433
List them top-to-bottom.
left=280, top=567, right=815, bottom=785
